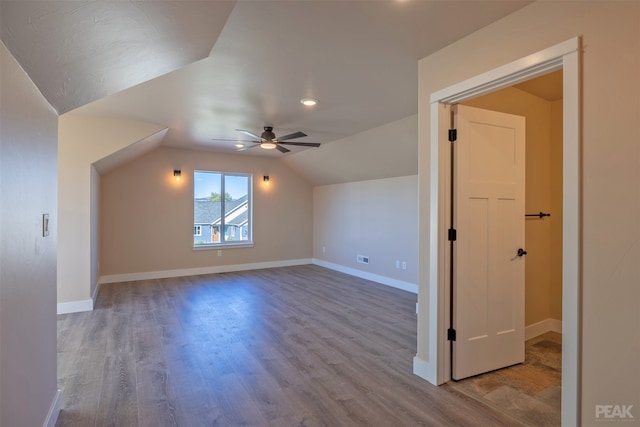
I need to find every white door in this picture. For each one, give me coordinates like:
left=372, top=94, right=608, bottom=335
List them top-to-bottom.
left=452, top=105, right=526, bottom=380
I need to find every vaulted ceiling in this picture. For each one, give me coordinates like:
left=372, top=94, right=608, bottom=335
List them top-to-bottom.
left=1, top=0, right=534, bottom=182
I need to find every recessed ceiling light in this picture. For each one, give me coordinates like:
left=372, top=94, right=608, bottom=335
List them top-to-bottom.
left=300, top=98, right=318, bottom=107
left=235, top=143, right=244, bottom=148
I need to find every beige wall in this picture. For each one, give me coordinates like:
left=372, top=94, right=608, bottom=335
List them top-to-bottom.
left=417, top=2, right=640, bottom=424
left=0, top=42, right=59, bottom=427
left=462, top=85, right=562, bottom=326
left=549, top=99, right=563, bottom=320
left=58, top=114, right=166, bottom=307
left=100, top=146, right=313, bottom=276
left=313, top=175, right=419, bottom=288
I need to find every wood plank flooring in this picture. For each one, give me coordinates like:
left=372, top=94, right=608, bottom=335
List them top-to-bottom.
left=56, top=265, right=528, bottom=426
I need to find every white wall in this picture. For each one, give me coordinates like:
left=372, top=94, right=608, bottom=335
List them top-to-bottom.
left=416, top=2, right=640, bottom=424
left=0, top=42, right=59, bottom=427
left=57, top=114, right=166, bottom=311
left=284, top=115, right=418, bottom=186
left=90, top=165, right=100, bottom=301
left=314, top=175, right=418, bottom=292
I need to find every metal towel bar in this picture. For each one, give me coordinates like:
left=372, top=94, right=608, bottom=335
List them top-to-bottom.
left=525, top=211, right=551, bottom=218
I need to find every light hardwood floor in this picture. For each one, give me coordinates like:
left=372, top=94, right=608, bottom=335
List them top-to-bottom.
left=56, top=265, right=529, bottom=426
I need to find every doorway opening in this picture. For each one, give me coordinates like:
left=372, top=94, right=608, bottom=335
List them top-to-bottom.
left=423, top=37, right=581, bottom=426
left=446, top=70, right=564, bottom=424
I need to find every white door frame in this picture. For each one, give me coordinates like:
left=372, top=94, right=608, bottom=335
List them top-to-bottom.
left=426, top=37, right=581, bottom=426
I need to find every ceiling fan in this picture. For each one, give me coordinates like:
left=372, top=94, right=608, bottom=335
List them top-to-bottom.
left=234, top=126, right=321, bottom=153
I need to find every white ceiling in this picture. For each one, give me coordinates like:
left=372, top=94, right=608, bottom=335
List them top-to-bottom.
left=1, top=0, right=534, bottom=175
left=0, top=1, right=235, bottom=114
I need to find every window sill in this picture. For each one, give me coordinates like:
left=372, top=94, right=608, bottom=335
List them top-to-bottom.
left=193, top=242, right=254, bottom=251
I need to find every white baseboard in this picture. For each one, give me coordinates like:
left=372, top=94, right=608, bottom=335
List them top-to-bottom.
left=66, top=258, right=413, bottom=314
left=99, top=258, right=314, bottom=284
left=59, top=259, right=311, bottom=314
left=312, top=259, right=418, bottom=294
left=56, top=281, right=100, bottom=315
left=57, top=299, right=93, bottom=315
left=525, top=318, right=562, bottom=340
left=413, top=356, right=437, bottom=385
left=43, top=389, right=61, bottom=427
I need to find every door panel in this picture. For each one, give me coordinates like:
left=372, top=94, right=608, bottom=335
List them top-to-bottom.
left=453, top=105, right=526, bottom=380
left=464, top=197, right=489, bottom=340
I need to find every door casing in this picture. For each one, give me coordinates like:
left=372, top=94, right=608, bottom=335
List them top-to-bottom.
left=421, top=37, right=581, bottom=427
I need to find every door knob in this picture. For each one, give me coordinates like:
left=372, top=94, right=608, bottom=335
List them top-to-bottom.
left=517, top=248, right=527, bottom=257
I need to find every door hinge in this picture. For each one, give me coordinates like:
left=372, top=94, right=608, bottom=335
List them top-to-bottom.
left=448, top=129, right=457, bottom=142
left=448, top=228, right=457, bottom=241
left=447, top=328, right=457, bottom=341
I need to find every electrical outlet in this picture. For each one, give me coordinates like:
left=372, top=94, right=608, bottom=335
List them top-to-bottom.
left=322, top=246, right=326, bottom=253
left=217, top=250, right=222, bottom=256
left=395, top=260, right=400, bottom=269
left=402, top=261, right=407, bottom=270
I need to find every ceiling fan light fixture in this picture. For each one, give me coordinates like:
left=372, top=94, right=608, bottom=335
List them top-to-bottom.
left=300, top=98, right=318, bottom=107
left=260, top=141, right=277, bottom=150
left=235, top=143, right=244, bottom=148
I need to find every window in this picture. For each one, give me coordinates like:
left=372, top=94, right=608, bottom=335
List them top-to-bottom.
left=193, top=171, right=252, bottom=248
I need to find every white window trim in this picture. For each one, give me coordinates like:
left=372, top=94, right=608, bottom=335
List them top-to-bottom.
left=193, top=170, right=253, bottom=249
left=193, top=242, right=255, bottom=251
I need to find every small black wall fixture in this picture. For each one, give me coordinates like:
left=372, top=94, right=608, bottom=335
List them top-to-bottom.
left=174, top=169, right=181, bottom=181
left=263, top=175, right=270, bottom=185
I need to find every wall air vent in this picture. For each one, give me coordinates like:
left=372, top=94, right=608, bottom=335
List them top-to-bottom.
left=357, top=255, right=369, bottom=264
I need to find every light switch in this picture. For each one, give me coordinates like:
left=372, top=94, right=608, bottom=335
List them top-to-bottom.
left=42, top=213, right=49, bottom=237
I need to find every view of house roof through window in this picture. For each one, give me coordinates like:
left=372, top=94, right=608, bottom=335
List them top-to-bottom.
left=193, top=171, right=252, bottom=247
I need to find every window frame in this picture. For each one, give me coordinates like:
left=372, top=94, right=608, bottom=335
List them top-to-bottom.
left=193, top=170, right=253, bottom=250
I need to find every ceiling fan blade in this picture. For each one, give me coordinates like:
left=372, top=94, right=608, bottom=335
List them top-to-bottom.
left=236, top=129, right=263, bottom=140
left=277, top=131, right=307, bottom=141
left=211, top=138, right=260, bottom=143
left=279, top=141, right=321, bottom=147
left=237, top=144, right=260, bottom=152
left=275, top=144, right=290, bottom=153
